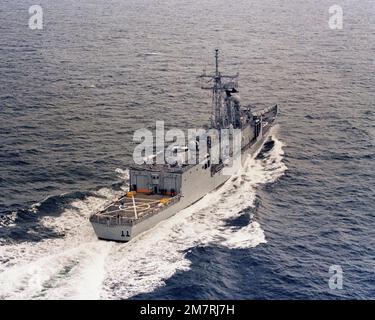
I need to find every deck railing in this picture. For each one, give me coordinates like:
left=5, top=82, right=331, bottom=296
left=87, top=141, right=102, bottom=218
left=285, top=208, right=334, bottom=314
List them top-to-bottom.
left=89, top=194, right=181, bottom=226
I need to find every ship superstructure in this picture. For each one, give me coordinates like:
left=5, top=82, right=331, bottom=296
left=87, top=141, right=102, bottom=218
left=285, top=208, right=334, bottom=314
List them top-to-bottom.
left=90, top=50, right=278, bottom=241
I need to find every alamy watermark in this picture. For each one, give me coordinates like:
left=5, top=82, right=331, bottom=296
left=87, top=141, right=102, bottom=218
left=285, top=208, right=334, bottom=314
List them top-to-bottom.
left=28, top=5, right=43, bottom=30
left=328, top=5, right=343, bottom=30
left=132, top=121, right=243, bottom=175
left=329, top=265, right=343, bottom=290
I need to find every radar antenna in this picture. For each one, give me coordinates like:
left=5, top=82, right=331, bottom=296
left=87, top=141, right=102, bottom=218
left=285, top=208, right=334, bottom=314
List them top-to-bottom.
left=199, top=49, right=239, bottom=128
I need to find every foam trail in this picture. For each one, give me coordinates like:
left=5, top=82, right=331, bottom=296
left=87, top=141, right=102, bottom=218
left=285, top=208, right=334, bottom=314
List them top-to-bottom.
left=0, top=134, right=286, bottom=300
left=102, top=134, right=287, bottom=299
left=115, top=168, right=129, bottom=182
left=0, top=187, right=121, bottom=299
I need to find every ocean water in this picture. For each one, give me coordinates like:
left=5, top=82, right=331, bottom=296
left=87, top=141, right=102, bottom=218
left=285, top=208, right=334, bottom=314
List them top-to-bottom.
left=0, top=0, right=374, bottom=299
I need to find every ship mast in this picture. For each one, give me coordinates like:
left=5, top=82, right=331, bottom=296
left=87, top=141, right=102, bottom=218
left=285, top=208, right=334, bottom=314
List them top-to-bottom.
left=199, top=49, right=239, bottom=129
left=212, top=49, right=222, bottom=128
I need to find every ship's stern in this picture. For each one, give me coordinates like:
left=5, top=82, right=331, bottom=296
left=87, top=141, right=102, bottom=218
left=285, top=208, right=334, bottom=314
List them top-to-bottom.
left=90, top=220, right=134, bottom=242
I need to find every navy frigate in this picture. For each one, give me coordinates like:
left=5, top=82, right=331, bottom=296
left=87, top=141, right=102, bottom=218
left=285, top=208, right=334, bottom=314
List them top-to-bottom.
left=90, top=50, right=278, bottom=241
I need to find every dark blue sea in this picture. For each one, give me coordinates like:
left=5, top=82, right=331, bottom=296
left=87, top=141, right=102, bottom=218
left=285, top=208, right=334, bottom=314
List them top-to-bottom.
left=0, top=0, right=374, bottom=299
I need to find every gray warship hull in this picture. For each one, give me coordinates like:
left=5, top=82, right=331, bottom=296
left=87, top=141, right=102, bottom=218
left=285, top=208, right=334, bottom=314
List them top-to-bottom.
left=89, top=49, right=279, bottom=242
left=90, top=125, right=273, bottom=242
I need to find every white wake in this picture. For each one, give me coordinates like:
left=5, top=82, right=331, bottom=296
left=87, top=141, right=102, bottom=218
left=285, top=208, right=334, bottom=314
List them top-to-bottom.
left=0, top=134, right=286, bottom=300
